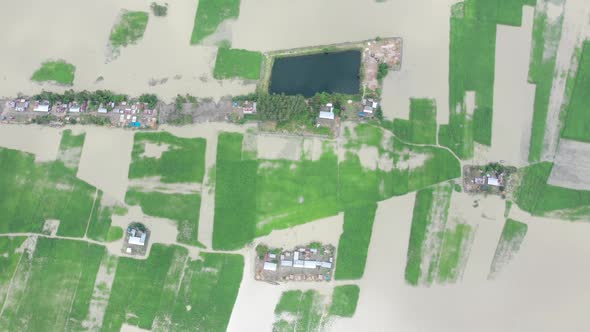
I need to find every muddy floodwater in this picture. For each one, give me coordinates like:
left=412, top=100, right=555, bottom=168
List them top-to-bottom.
left=269, top=50, right=361, bottom=97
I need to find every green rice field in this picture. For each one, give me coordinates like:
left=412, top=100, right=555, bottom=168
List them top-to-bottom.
left=190, top=0, right=241, bottom=44
left=110, top=11, right=149, bottom=48
left=561, top=41, right=590, bottom=142
left=213, top=48, right=263, bottom=80
left=31, top=60, right=76, bottom=85
left=392, top=98, right=437, bottom=144
left=128, top=132, right=206, bottom=183
left=489, top=219, right=528, bottom=278
left=329, top=285, right=360, bottom=317
left=273, top=290, right=326, bottom=332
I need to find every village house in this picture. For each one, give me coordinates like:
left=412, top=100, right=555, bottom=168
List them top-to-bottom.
left=33, top=101, right=50, bottom=112
left=319, top=103, right=335, bottom=120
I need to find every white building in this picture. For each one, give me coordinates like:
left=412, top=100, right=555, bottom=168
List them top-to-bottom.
left=34, top=103, right=50, bottom=112
left=69, top=106, right=80, bottom=113
left=97, top=107, right=108, bottom=114
left=319, top=111, right=335, bottom=120
left=487, top=177, right=501, bottom=186
left=128, top=233, right=146, bottom=246
left=263, top=262, right=277, bottom=271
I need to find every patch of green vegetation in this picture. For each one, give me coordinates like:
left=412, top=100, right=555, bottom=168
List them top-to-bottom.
left=190, top=0, right=240, bottom=44
left=445, top=0, right=533, bottom=158
left=150, top=2, right=168, bottom=17
left=528, top=7, right=564, bottom=161
left=110, top=11, right=149, bottom=47
left=561, top=41, right=590, bottom=142
left=214, top=48, right=263, bottom=80
left=31, top=60, right=75, bottom=85
left=377, top=62, right=389, bottom=81
left=392, top=98, right=437, bottom=144
left=56, top=129, right=85, bottom=171
left=129, top=132, right=206, bottom=183
left=213, top=133, right=257, bottom=250
left=0, top=148, right=98, bottom=237
left=255, top=150, right=339, bottom=237
left=514, top=162, right=590, bottom=218
left=404, top=183, right=453, bottom=285
left=125, top=190, right=203, bottom=247
left=86, top=191, right=115, bottom=242
left=504, top=200, right=513, bottom=217
left=335, top=204, right=378, bottom=280
left=489, top=219, right=528, bottom=278
left=436, top=223, right=473, bottom=283
left=107, top=226, right=124, bottom=242
left=0, top=236, right=27, bottom=306
left=0, top=238, right=104, bottom=331
left=103, top=245, right=243, bottom=331
left=329, top=285, right=360, bottom=317
left=273, top=290, right=326, bottom=332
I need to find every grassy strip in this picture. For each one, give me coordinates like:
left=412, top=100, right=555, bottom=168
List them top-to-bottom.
left=190, top=0, right=240, bottom=44
left=445, top=0, right=533, bottom=157
left=527, top=4, right=564, bottom=161
left=110, top=11, right=149, bottom=47
left=561, top=41, right=590, bottom=142
left=213, top=48, right=263, bottom=80
left=31, top=60, right=75, bottom=85
left=392, top=98, right=437, bottom=144
left=57, top=129, right=85, bottom=171
left=129, top=132, right=206, bottom=183
left=213, top=133, right=257, bottom=250
left=0, top=148, right=97, bottom=237
left=514, top=162, right=590, bottom=218
left=404, top=187, right=436, bottom=285
left=85, top=190, right=114, bottom=241
left=125, top=190, right=203, bottom=247
left=335, top=204, right=378, bottom=280
left=489, top=219, right=528, bottom=278
left=436, top=223, right=473, bottom=283
left=107, top=226, right=124, bottom=242
left=0, top=237, right=27, bottom=308
left=0, top=238, right=104, bottom=331
left=102, top=246, right=243, bottom=331
left=329, top=285, right=360, bottom=317
left=273, top=290, right=325, bottom=332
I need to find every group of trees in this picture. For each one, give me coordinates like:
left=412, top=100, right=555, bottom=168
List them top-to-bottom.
left=150, top=2, right=168, bottom=17
left=32, top=89, right=159, bottom=109
left=256, top=93, right=314, bottom=125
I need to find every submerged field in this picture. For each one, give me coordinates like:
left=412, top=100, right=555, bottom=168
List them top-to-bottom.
left=31, top=60, right=76, bottom=85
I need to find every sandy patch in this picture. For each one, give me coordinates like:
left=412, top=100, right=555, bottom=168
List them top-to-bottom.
left=0, top=0, right=253, bottom=101
left=542, top=0, right=590, bottom=161
left=485, top=7, right=535, bottom=167
left=464, top=91, right=476, bottom=116
left=0, top=125, right=61, bottom=162
left=77, top=127, right=133, bottom=202
left=257, top=135, right=302, bottom=161
left=302, top=137, right=326, bottom=161
left=548, top=139, right=590, bottom=190
left=141, top=142, right=169, bottom=159
left=357, top=145, right=379, bottom=170
left=57, top=146, right=83, bottom=169
left=396, top=149, right=431, bottom=169
left=128, top=177, right=201, bottom=194
left=329, top=191, right=590, bottom=332
left=228, top=214, right=344, bottom=332
left=42, top=220, right=60, bottom=237
left=82, top=254, right=118, bottom=331
left=120, top=324, right=150, bottom=332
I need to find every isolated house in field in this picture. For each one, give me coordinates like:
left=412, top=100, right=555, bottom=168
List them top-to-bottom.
left=486, top=177, right=501, bottom=186
left=128, top=232, right=146, bottom=246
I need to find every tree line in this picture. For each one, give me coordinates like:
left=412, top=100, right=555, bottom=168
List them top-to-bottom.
left=32, top=90, right=159, bottom=109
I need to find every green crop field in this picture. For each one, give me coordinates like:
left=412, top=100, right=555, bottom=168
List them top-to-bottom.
left=190, top=0, right=241, bottom=44
left=444, top=0, right=534, bottom=158
left=527, top=3, right=564, bottom=161
left=110, top=11, right=149, bottom=47
left=561, top=41, right=590, bottom=142
left=213, top=48, right=263, bottom=80
left=31, top=60, right=75, bottom=85
left=392, top=98, right=437, bottom=144
left=57, top=129, right=85, bottom=171
left=129, top=132, right=206, bottom=183
left=213, top=133, right=257, bottom=250
left=0, top=147, right=98, bottom=237
left=514, top=162, right=590, bottom=218
left=86, top=190, right=114, bottom=241
left=125, top=190, right=203, bottom=246
left=335, top=204, right=378, bottom=280
left=489, top=219, right=528, bottom=278
left=436, top=223, right=473, bottom=283
left=0, top=236, right=27, bottom=305
left=0, top=238, right=105, bottom=331
left=102, top=245, right=243, bottom=331
left=329, top=285, right=360, bottom=317
left=273, top=290, right=326, bottom=332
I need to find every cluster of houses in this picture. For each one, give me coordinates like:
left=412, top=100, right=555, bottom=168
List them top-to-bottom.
left=5, top=97, right=158, bottom=128
left=256, top=243, right=335, bottom=282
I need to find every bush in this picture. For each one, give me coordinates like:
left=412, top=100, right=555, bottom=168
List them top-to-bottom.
left=150, top=2, right=168, bottom=17
left=377, top=63, right=389, bottom=81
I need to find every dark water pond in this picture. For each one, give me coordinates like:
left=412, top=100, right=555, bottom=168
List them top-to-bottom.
left=269, top=50, right=361, bottom=97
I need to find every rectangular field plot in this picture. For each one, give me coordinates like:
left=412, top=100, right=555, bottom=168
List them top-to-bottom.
left=0, top=238, right=105, bottom=331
